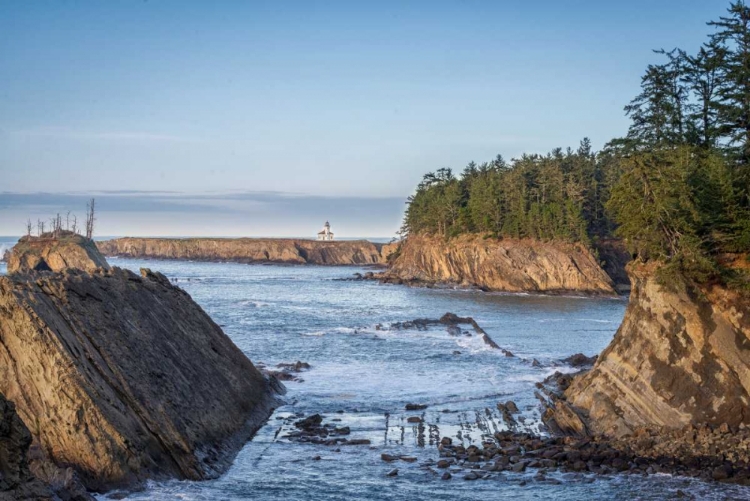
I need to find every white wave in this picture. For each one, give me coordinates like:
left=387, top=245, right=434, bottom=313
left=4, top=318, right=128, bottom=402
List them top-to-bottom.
left=238, top=299, right=271, bottom=308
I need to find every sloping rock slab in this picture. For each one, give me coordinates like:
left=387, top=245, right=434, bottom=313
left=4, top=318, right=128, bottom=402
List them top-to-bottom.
left=0, top=266, right=281, bottom=492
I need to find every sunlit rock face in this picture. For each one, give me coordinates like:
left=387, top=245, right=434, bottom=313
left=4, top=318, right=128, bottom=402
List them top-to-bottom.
left=6, top=232, right=110, bottom=274
left=384, top=233, right=619, bottom=295
left=562, top=262, right=750, bottom=438
left=0, top=264, right=281, bottom=492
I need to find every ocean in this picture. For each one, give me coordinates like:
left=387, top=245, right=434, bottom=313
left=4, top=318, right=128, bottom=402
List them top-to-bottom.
left=0, top=237, right=745, bottom=500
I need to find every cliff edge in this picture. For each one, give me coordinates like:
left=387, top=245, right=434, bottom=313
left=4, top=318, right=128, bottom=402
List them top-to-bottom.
left=7, top=232, right=110, bottom=274
left=383, top=234, right=619, bottom=295
left=98, top=237, right=395, bottom=265
left=0, top=240, right=281, bottom=492
left=551, top=262, right=750, bottom=438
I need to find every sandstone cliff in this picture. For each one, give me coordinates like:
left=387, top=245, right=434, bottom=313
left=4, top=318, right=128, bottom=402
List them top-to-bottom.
left=7, top=232, right=110, bottom=274
left=383, top=234, right=618, bottom=295
left=98, top=237, right=396, bottom=265
left=556, top=262, right=750, bottom=438
left=0, top=265, right=281, bottom=492
left=0, top=394, right=54, bottom=501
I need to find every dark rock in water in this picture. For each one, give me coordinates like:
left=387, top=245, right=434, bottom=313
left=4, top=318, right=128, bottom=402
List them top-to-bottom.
left=0, top=264, right=282, bottom=494
left=388, top=312, right=510, bottom=353
left=561, top=353, right=597, bottom=367
left=531, top=358, right=542, bottom=367
left=277, top=361, right=311, bottom=372
left=0, top=394, right=57, bottom=500
left=504, top=401, right=520, bottom=413
left=405, top=403, right=428, bottom=411
left=295, top=414, right=324, bottom=430
left=407, top=416, right=422, bottom=423
left=381, top=454, right=398, bottom=462
left=386, top=469, right=398, bottom=477
left=441, top=472, right=452, bottom=480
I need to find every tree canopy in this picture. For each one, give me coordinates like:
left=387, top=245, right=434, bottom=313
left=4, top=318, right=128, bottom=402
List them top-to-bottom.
left=401, top=1, right=750, bottom=289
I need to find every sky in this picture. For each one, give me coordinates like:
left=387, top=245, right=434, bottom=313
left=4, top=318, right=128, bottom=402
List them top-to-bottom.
left=0, top=0, right=730, bottom=237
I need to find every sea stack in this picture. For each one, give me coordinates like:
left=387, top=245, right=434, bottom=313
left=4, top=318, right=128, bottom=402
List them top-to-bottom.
left=0, top=235, right=281, bottom=495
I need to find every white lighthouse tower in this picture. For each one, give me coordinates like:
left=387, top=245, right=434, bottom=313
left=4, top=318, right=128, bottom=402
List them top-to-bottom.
left=317, top=221, right=334, bottom=241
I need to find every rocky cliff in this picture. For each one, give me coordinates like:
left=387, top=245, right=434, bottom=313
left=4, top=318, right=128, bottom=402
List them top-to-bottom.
left=7, top=232, right=110, bottom=274
left=383, top=234, right=619, bottom=295
left=98, top=237, right=396, bottom=265
left=555, top=262, right=750, bottom=438
left=0, top=264, right=281, bottom=492
left=0, top=394, right=54, bottom=501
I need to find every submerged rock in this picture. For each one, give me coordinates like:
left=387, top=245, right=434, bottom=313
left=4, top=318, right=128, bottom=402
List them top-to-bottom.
left=0, top=264, right=281, bottom=493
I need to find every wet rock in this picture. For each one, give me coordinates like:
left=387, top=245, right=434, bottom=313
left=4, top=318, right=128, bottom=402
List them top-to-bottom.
left=561, top=353, right=597, bottom=368
left=405, top=403, right=428, bottom=411
left=407, top=416, right=422, bottom=423
left=381, top=454, right=399, bottom=462
left=386, top=469, right=398, bottom=477
left=441, top=472, right=452, bottom=480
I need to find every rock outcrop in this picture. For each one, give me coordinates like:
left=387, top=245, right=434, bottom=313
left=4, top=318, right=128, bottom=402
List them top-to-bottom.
left=7, top=232, right=110, bottom=274
left=383, top=234, right=618, bottom=295
left=97, top=237, right=396, bottom=266
left=556, top=262, right=750, bottom=438
left=0, top=264, right=281, bottom=492
left=0, top=394, right=54, bottom=501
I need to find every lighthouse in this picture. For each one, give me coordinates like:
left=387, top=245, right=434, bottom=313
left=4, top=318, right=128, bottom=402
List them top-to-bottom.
left=317, top=221, right=334, bottom=241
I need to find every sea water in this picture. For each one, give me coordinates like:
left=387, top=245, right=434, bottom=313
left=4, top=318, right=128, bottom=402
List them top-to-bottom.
left=0, top=238, right=745, bottom=500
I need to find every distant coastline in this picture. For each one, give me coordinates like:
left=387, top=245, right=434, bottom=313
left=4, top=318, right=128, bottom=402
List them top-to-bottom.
left=97, top=237, right=398, bottom=266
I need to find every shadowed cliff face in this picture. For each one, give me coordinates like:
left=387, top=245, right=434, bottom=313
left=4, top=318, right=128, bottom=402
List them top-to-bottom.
left=7, top=232, right=110, bottom=274
left=385, top=234, right=618, bottom=295
left=98, top=237, right=396, bottom=265
left=560, top=263, right=750, bottom=438
left=0, top=266, right=281, bottom=492
left=0, top=394, right=54, bottom=501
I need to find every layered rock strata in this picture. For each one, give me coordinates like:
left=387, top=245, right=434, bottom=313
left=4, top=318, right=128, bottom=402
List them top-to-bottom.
left=383, top=234, right=619, bottom=295
left=0, top=262, right=281, bottom=492
left=552, top=262, right=750, bottom=438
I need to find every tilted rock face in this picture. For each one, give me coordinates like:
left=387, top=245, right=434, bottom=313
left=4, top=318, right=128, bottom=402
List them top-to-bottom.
left=7, top=232, right=110, bottom=274
left=385, top=234, right=617, bottom=295
left=98, top=237, right=394, bottom=265
left=562, top=262, right=750, bottom=438
left=0, top=266, right=280, bottom=492
left=0, top=394, right=54, bottom=501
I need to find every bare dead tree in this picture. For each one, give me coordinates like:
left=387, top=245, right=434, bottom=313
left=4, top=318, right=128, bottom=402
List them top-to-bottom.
left=85, top=198, right=96, bottom=239
left=66, top=211, right=71, bottom=231
left=72, top=215, right=78, bottom=235
left=26, top=219, right=32, bottom=237
left=38, top=219, right=45, bottom=235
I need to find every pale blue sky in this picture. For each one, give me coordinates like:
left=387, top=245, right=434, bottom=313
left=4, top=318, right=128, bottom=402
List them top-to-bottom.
left=0, top=0, right=728, bottom=236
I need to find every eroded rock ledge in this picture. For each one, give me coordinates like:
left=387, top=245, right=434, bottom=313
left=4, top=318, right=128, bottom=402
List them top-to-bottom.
left=380, top=234, right=624, bottom=295
left=98, top=237, right=399, bottom=266
left=0, top=264, right=281, bottom=493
